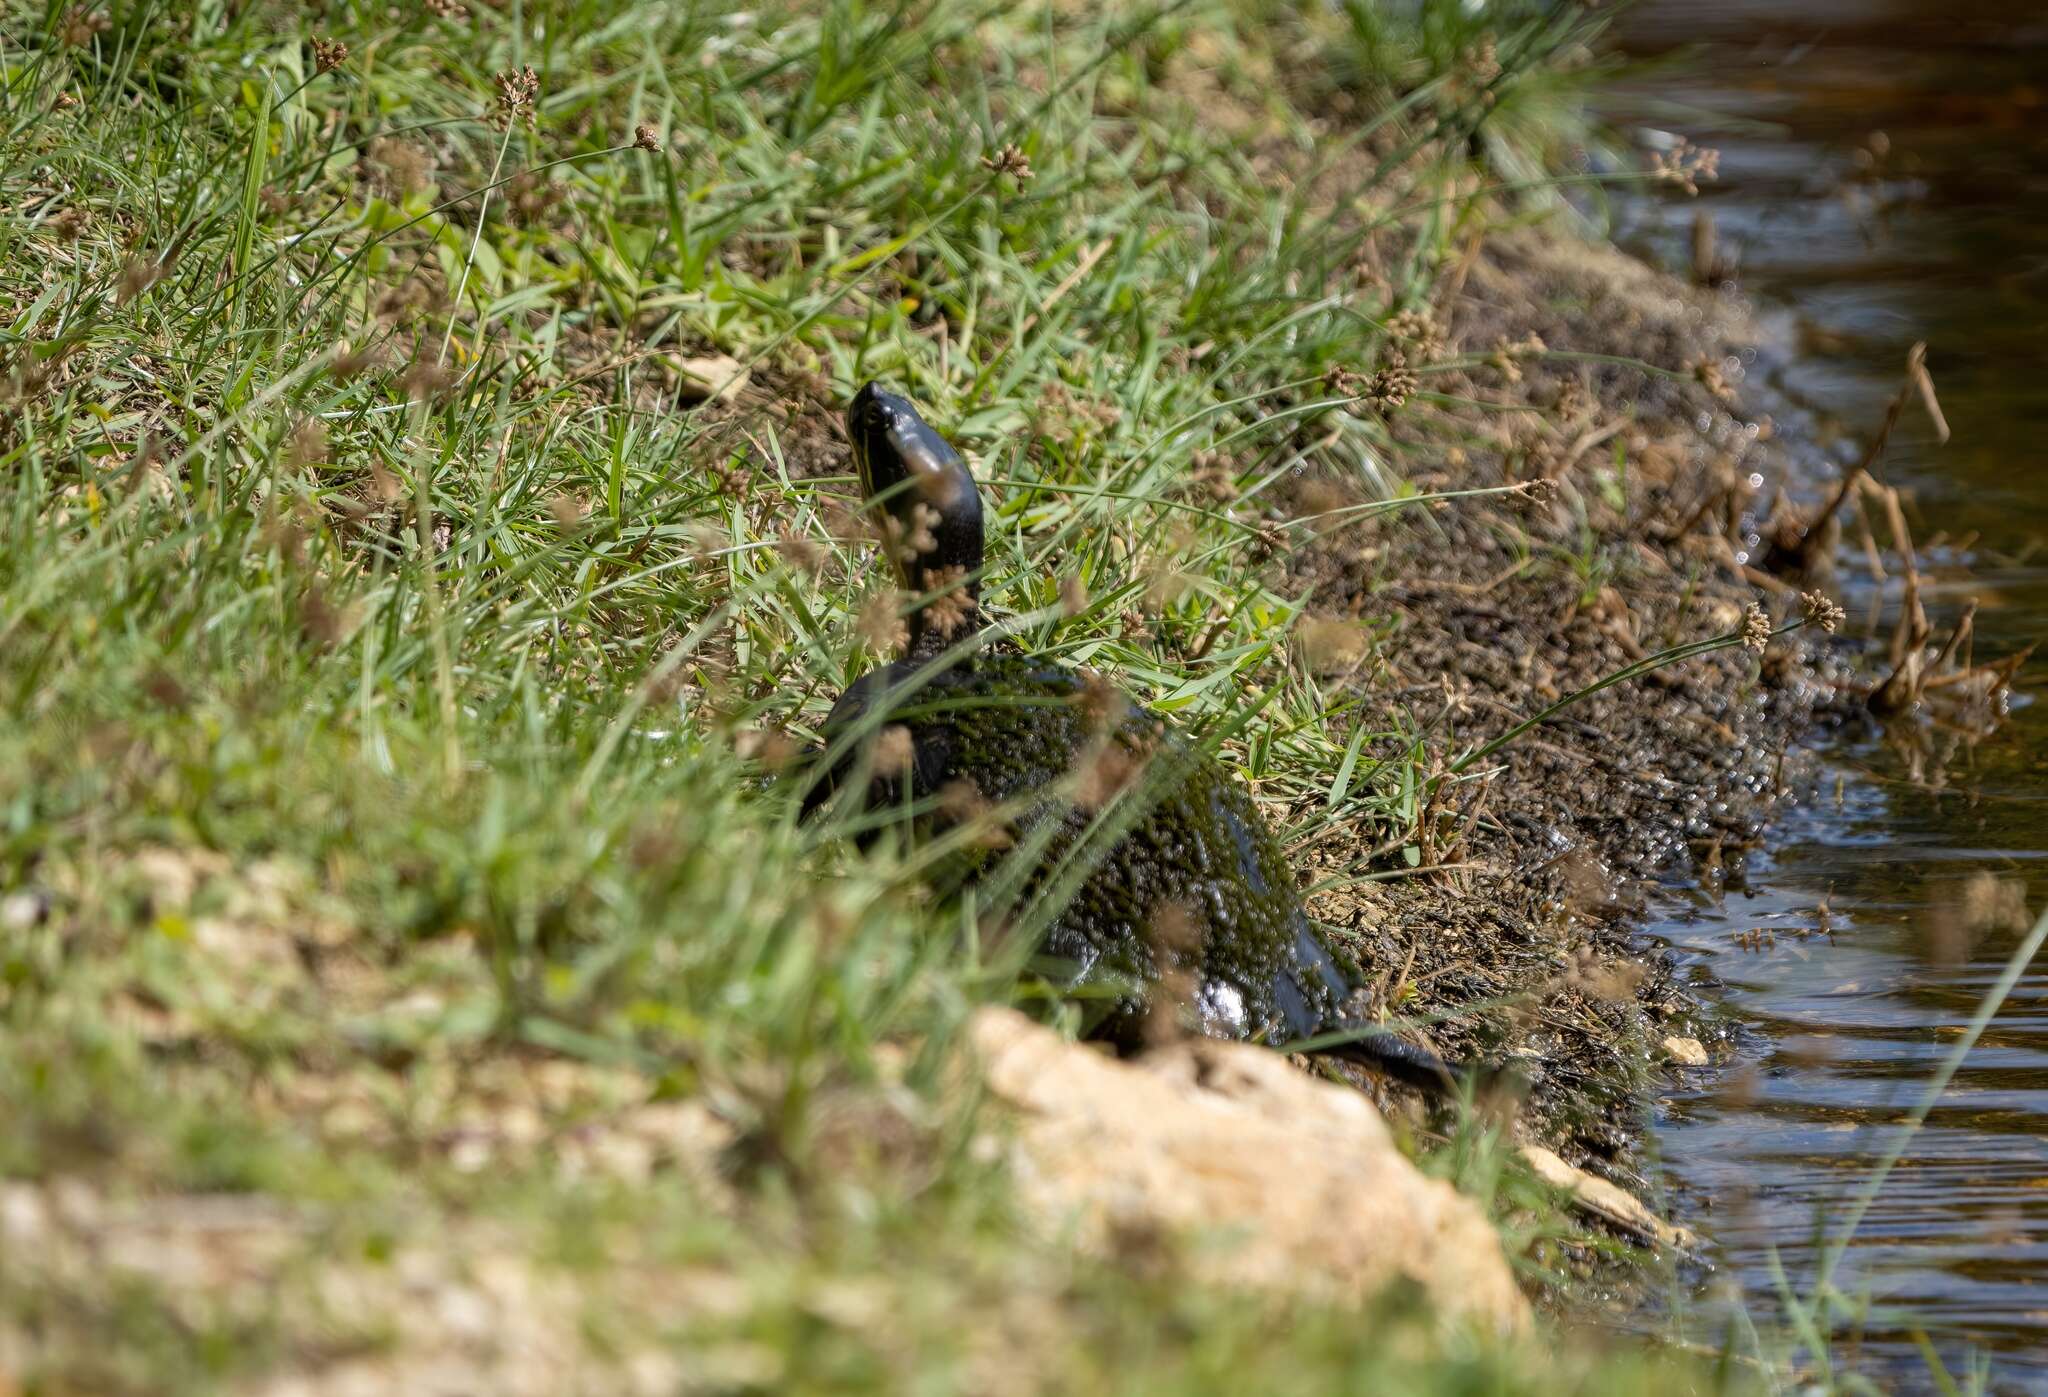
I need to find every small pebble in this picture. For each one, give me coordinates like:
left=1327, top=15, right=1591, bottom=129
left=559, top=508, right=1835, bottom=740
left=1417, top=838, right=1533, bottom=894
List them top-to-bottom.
left=0, top=891, right=46, bottom=930
left=1662, top=1035, right=1710, bottom=1067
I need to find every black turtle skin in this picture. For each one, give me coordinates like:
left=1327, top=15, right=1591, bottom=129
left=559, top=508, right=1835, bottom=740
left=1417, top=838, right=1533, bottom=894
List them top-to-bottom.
left=804, top=384, right=1452, bottom=1084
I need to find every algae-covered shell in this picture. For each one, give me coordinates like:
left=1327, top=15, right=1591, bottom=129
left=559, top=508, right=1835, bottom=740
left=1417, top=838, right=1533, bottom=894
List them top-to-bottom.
left=809, top=653, right=1355, bottom=1046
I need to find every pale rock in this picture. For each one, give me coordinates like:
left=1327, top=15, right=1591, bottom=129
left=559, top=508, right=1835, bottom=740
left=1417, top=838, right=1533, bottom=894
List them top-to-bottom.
left=667, top=353, right=749, bottom=403
left=0, top=890, right=45, bottom=931
left=968, top=1007, right=1528, bottom=1333
left=1662, top=1034, right=1710, bottom=1067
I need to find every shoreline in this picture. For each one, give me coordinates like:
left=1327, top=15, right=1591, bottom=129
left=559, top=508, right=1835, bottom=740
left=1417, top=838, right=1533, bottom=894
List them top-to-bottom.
left=1296, top=227, right=1853, bottom=1164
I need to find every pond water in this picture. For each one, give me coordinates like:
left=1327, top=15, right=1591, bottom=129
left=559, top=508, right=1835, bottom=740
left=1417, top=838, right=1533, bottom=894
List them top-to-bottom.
left=1605, top=3, right=2048, bottom=1387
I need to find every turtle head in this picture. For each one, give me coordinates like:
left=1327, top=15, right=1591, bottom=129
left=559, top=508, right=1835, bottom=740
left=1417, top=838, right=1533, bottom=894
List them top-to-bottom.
left=847, top=382, right=983, bottom=652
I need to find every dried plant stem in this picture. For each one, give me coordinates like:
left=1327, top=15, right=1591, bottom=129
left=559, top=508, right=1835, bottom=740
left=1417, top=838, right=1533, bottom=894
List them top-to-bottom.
left=438, top=121, right=517, bottom=369
left=1772, top=341, right=1945, bottom=576
left=413, top=447, right=461, bottom=783
left=1872, top=478, right=1928, bottom=660
left=1928, top=598, right=1978, bottom=677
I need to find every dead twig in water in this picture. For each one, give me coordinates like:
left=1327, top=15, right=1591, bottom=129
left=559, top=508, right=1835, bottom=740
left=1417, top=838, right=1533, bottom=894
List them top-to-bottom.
left=1760, top=341, right=1947, bottom=577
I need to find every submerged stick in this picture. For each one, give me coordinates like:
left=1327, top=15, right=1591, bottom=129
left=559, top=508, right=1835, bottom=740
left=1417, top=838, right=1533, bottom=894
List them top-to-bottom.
left=1763, top=341, right=1945, bottom=578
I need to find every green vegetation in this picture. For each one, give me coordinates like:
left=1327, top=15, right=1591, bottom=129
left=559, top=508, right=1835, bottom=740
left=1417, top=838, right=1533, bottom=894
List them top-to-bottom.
left=0, top=0, right=1815, bottom=1389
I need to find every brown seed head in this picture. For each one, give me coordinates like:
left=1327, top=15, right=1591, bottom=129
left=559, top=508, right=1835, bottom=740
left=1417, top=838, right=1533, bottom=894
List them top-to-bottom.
left=60, top=7, right=110, bottom=46
left=1462, top=34, right=1501, bottom=83
left=311, top=37, right=348, bottom=73
left=493, top=65, right=541, bottom=131
left=633, top=124, right=661, bottom=152
left=366, top=137, right=434, bottom=197
left=1652, top=138, right=1721, bottom=197
left=979, top=142, right=1033, bottom=183
left=505, top=171, right=563, bottom=226
left=50, top=205, right=90, bottom=241
left=117, top=256, right=162, bottom=305
left=375, top=277, right=439, bottom=323
left=1385, top=306, right=1445, bottom=362
left=329, top=340, right=381, bottom=381
left=1488, top=344, right=1523, bottom=384
left=1365, top=351, right=1418, bottom=414
left=1691, top=356, right=1737, bottom=404
left=398, top=359, right=454, bottom=404
left=1324, top=364, right=1367, bottom=399
left=1552, top=374, right=1590, bottom=426
left=286, top=418, right=328, bottom=469
left=1188, top=452, right=1239, bottom=502
left=709, top=455, right=752, bottom=500
left=911, top=456, right=969, bottom=511
left=367, top=457, right=404, bottom=504
left=1293, top=479, right=1349, bottom=523
left=545, top=493, right=585, bottom=533
left=820, top=497, right=862, bottom=543
left=879, top=501, right=941, bottom=564
left=264, top=509, right=310, bottom=568
left=775, top=528, right=826, bottom=577
left=1140, top=560, right=1192, bottom=613
left=918, top=565, right=977, bottom=637
left=298, top=584, right=355, bottom=649
left=856, top=590, right=909, bottom=655
left=1800, top=590, right=1845, bottom=634
left=1740, top=602, right=1772, bottom=654
left=1294, top=615, right=1368, bottom=674
left=1071, top=670, right=1128, bottom=734
left=872, top=725, right=916, bottom=776
left=734, top=727, right=799, bottom=773
left=1072, top=739, right=1146, bottom=812
left=936, top=778, right=986, bottom=823
left=938, top=778, right=1012, bottom=849
left=1960, top=870, right=2031, bottom=934
left=1147, top=900, right=1201, bottom=958
left=1564, top=946, right=1648, bottom=1004
left=1141, top=969, right=1197, bottom=1050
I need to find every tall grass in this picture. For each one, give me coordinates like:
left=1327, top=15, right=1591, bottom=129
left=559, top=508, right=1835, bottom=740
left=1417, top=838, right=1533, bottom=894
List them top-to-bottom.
left=0, top=0, right=1632, bottom=1079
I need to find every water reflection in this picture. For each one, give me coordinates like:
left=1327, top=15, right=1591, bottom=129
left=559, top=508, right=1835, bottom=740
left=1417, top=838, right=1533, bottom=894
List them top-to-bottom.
left=1606, top=1, right=2048, bottom=1385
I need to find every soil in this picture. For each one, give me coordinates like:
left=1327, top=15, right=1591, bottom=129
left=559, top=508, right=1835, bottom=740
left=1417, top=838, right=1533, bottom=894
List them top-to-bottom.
left=1284, top=229, right=1860, bottom=1182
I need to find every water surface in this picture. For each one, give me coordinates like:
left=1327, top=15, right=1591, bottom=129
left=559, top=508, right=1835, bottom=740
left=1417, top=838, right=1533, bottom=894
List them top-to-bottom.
left=1604, top=3, right=2048, bottom=1386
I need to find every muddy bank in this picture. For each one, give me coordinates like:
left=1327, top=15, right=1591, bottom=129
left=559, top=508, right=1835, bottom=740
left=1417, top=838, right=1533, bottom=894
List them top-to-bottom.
left=1285, top=230, right=1860, bottom=1179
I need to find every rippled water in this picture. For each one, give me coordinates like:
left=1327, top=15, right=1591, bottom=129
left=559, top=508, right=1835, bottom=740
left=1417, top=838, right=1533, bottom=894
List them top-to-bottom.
left=1605, top=3, right=2048, bottom=1387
